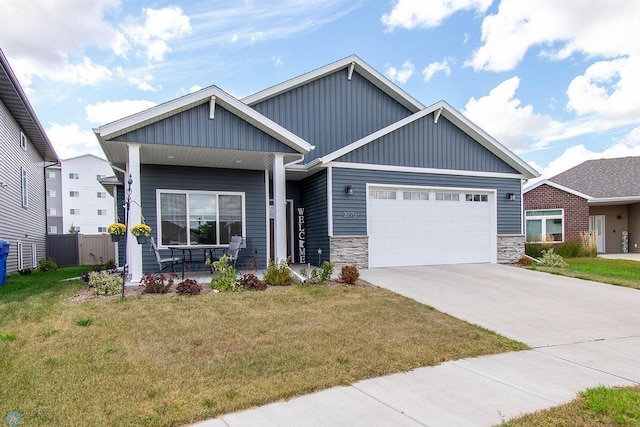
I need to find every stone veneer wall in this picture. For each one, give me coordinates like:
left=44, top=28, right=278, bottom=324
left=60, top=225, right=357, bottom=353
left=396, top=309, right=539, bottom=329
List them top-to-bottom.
left=497, top=234, right=525, bottom=263
left=330, top=236, right=368, bottom=269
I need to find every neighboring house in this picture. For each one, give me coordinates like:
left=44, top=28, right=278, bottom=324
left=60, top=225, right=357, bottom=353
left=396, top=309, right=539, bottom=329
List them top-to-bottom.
left=0, top=48, right=59, bottom=273
left=94, top=55, right=538, bottom=281
left=45, top=154, right=115, bottom=234
left=523, top=156, right=640, bottom=254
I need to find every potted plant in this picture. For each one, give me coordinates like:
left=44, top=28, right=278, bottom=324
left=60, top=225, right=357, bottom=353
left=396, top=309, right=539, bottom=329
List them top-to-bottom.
left=107, top=223, right=126, bottom=242
left=131, top=224, right=151, bottom=244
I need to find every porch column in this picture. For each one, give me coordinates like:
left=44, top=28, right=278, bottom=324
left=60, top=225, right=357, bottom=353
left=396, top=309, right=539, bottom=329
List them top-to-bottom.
left=127, top=143, right=143, bottom=282
left=273, top=154, right=287, bottom=261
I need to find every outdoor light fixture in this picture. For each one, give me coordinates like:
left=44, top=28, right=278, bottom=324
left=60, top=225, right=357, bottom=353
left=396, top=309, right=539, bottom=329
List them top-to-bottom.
left=345, top=185, right=354, bottom=195
left=506, top=192, right=516, bottom=200
left=617, top=215, right=623, bottom=219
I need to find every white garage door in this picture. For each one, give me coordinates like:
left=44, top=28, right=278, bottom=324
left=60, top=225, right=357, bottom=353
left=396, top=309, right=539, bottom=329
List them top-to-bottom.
left=368, top=187, right=494, bottom=268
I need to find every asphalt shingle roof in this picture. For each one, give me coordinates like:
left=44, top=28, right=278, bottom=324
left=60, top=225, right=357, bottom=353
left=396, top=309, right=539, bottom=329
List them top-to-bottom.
left=549, top=156, right=640, bottom=198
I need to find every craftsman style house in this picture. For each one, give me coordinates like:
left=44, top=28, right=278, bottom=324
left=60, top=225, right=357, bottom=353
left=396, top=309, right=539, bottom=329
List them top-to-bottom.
left=95, top=55, right=538, bottom=280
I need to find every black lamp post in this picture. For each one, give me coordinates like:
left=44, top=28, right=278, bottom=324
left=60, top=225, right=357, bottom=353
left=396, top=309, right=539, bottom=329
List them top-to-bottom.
left=121, top=174, right=133, bottom=299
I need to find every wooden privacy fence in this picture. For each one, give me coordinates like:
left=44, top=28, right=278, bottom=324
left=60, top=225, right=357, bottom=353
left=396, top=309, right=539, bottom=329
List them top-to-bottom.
left=47, top=234, right=115, bottom=266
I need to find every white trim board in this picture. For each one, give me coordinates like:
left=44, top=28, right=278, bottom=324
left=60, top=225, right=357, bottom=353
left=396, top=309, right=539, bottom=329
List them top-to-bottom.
left=327, top=161, right=525, bottom=179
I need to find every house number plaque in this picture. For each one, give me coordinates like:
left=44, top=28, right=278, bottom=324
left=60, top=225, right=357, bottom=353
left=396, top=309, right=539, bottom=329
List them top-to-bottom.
left=343, top=211, right=357, bottom=218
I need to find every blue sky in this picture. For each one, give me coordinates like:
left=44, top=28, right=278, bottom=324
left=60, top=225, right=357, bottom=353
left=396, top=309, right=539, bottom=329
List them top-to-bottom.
left=2, top=0, right=640, bottom=179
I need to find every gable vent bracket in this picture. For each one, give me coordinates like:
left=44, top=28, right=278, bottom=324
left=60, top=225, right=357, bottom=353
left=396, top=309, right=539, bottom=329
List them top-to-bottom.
left=347, top=62, right=355, bottom=81
left=209, top=96, right=216, bottom=119
left=434, top=107, right=443, bottom=124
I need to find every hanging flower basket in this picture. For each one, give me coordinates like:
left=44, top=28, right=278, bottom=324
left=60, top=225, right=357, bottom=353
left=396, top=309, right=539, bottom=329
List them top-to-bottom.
left=107, top=223, right=126, bottom=242
left=131, top=224, right=151, bottom=245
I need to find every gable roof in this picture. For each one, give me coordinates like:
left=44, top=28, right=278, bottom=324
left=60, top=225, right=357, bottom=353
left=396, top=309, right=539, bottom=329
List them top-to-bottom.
left=0, top=48, right=58, bottom=163
left=242, top=55, right=425, bottom=113
left=95, top=85, right=314, bottom=155
left=314, top=100, right=539, bottom=179
left=548, top=156, right=640, bottom=199
left=523, top=179, right=592, bottom=199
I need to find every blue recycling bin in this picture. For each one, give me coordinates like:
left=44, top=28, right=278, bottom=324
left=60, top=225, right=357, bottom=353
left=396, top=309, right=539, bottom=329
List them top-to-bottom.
left=0, top=240, right=9, bottom=285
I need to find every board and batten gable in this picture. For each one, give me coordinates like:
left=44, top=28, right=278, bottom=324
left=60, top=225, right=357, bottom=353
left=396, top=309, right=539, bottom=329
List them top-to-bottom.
left=251, top=70, right=413, bottom=162
left=0, top=98, right=47, bottom=273
left=111, top=103, right=297, bottom=154
left=335, top=114, right=519, bottom=174
left=139, top=165, right=267, bottom=272
left=331, top=168, right=522, bottom=236
left=299, top=170, right=330, bottom=265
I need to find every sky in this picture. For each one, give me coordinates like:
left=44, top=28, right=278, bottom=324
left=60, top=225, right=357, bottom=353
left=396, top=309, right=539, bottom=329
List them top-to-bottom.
left=2, top=0, right=640, bottom=180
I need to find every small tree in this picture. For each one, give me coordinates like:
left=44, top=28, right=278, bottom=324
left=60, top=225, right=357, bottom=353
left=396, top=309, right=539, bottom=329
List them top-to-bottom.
left=68, top=224, right=79, bottom=234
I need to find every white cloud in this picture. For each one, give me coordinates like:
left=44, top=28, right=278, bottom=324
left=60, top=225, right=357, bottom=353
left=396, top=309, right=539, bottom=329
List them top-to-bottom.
left=189, top=0, right=358, bottom=47
left=381, top=0, right=492, bottom=30
left=468, top=0, right=640, bottom=72
left=121, top=7, right=192, bottom=62
left=273, top=56, right=284, bottom=67
left=422, top=59, right=451, bottom=82
left=384, top=60, right=415, bottom=84
left=128, top=73, right=158, bottom=92
left=463, top=76, right=565, bottom=151
left=85, top=99, right=157, bottom=125
left=46, top=123, right=105, bottom=159
left=536, top=140, right=640, bottom=180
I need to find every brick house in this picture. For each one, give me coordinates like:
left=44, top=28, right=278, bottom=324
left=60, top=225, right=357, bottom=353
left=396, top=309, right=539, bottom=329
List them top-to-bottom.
left=523, top=157, right=640, bottom=254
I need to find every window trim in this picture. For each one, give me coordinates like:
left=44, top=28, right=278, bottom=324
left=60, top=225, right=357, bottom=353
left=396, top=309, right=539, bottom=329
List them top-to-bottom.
left=20, top=131, right=27, bottom=151
left=20, top=167, right=28, bottom=207
left=156, top=189, right=246, bottom=248
left=525, top=209, right=564, bottom=243
left=48, top=226, right=58, bottom=234
left=17, top=241, right=23, bottom=270
left=31, top=243, right=37, bottom=268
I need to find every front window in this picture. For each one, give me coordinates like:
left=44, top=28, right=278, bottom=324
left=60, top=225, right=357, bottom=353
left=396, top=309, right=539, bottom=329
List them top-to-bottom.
left=158, top=190, right=245, bottom=246
left=525, top=209, right=564, bottom=243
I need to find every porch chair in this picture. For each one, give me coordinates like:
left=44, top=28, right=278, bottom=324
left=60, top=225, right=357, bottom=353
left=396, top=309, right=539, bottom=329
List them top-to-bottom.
left=213, top=236, right=243, bottom=268
left=149, top=237, right=182, bottom=274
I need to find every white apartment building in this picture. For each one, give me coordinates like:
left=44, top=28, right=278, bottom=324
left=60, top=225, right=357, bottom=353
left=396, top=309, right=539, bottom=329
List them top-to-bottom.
left=46, top=154, right=115, bottom=234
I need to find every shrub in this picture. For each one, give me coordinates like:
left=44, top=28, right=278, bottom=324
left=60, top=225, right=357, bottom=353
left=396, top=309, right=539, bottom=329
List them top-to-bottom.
left=579, top=231, right=598, bottom=257
left=555, top=241, right=582, bottom=258
left=538, top=248, right=569, bottom=268
left=210, top=255, right=241, bottom=291
left=517, top=256, right=533, bottom=266
left=38, top=257, right=58, bottom=272
left=263, top=258, right=296, bottom=286
left=104, top=259, right=116, bottom=270
left=300, top=261, right=334, bottom=284
left=339, top=265, right=360, bottom=285
left=18, top=268, right=32, bottom=275
left=88, top=271, right=122, bottom=296
left=141, top=273, right=175, bottom=294
left=239, top=273, right=267, bottom=291
left=176, top=279, right=202, bottom=295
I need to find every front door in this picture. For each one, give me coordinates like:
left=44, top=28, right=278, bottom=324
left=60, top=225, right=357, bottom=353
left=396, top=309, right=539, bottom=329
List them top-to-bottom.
left=269, top=200, right=293, bottom=261
left=589, top=215, right=605, bottom=253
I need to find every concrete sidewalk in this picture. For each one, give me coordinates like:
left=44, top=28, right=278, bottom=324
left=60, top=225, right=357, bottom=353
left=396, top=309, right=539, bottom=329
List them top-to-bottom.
left=191, top=264, right=640, bottom=427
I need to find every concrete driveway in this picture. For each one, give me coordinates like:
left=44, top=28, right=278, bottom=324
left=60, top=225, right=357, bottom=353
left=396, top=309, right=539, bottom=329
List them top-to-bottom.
left=361, top=263, right=640, bottom=348
left=194, top=264, right=640, bottom=427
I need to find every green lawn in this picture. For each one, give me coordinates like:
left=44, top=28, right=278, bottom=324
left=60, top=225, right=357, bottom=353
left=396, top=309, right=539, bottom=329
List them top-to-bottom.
left=530, top=257, right=640, bottom=290
left=0, top=267, right=526, bottom=426
left=503, top=385, right=640, bottom=426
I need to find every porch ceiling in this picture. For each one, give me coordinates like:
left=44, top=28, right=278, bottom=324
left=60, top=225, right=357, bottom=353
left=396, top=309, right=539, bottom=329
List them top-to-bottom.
left=103, top=141, right=304, bottom=171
